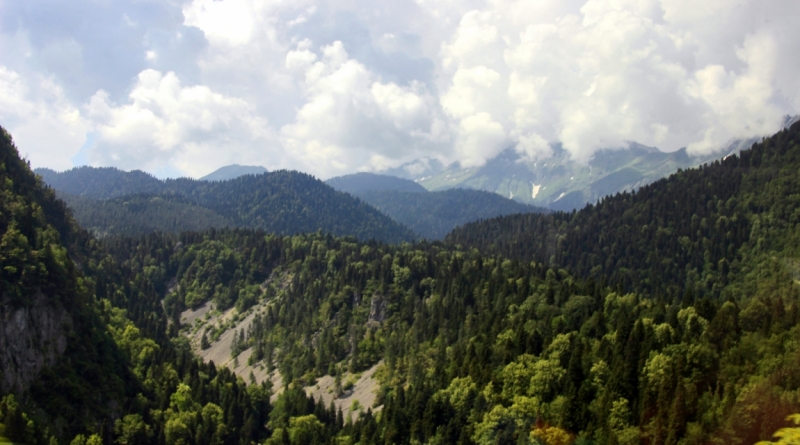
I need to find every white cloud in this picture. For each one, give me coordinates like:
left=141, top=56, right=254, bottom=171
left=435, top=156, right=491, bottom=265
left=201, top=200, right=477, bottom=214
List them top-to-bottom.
left=0, top=0, right=798, bottom=177
left=182, top=0, right=260, bottom=47
left=685, top=32, right=783, bottom=154
left=280, top=41, right=447, bottom=178
left=0, top=67, right=90, bottom=170
left=86, top=70, right=277, bottom=177
left=456, top=112, right=508, bottom=166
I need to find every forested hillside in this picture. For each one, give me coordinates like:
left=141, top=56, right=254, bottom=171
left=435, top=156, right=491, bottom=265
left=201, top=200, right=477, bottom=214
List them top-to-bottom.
left=3, top=120, right=800, bottom=445
left=448, top=122, right=800, bottom=300
left=1, top=127, right=271, bottom=445
left=35, top=166, right=164, bottom=199
left=37, top=167, right=416, bottom=243
left=59, top=193, right=234, bottom=236
left=102, top=226, right=800, bottom=445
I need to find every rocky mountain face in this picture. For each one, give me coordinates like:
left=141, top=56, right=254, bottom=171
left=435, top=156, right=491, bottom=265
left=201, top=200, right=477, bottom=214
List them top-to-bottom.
left=0, top=127, right=83, bottom=396
left=385, top=138, right=775, bottom=211
left=414, top=143, right=721, bottom=211
left=0, top=291, right=72, bottom=394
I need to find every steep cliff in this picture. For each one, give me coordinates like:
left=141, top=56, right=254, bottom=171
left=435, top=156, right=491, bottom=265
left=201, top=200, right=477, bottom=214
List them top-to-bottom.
left=0, top=126, right=82, bottom=396
left=0, top=126, right=137, bottom=440
left=0, top=291, right=72, bottom=394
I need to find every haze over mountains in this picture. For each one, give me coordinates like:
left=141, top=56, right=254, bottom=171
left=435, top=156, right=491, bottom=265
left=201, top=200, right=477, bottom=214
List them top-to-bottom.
left=35, top=116, right=800, bottom=246
left=384, top=139, right=754, bottom=211
left=200, top=165, right=269, bottom=182
left=36, top=168, right=546, bottom=241
left=325, top=173, right=545, bottom=239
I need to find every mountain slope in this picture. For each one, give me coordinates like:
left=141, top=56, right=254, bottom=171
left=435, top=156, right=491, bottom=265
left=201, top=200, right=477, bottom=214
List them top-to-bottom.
left=447, top=121, right=800, bottom=300
left=7, top=122, right=800, bottom=445
left=2, top=126, right=272, bottom=444
left=0, top=127, right=142, bottom=441
left=417, top=142, right=713, bottom=211
left=199, top=164, right=268, bottom=181
left=35, top=166, right=164, bottom=199
left=38, top=167, right=417, bottom=243
left=181, top=171, right=418, bottom=242
left=325, top=172, right=427, bottom=195
left=326, top=173, right=545, bottom=240
left=358, top=188, right=543, bottom=240
left=59, top=193, right=234, bottom=236
left=109, top=194, right=800, bottom=445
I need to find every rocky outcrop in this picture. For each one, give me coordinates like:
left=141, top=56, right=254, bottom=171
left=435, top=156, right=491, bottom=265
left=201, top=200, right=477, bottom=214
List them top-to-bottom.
left=0, top=291, right=72, bottom=394
left=368, top=294, right=386, bottom=326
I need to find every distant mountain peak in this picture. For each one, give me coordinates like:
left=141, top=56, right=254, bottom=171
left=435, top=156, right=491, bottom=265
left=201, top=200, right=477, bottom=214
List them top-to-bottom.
left=199, top=164, right=268, bottom=182
left=325, top=172, right=427, bottom=195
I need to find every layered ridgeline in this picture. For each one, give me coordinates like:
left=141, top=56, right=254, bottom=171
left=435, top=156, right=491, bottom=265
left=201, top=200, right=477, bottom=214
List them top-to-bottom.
left=448, top=121, right=800, bottom=301
left=0, top=127, right=271, bottom=444
left=36, top=167, right=415, bottom=243
left=326, top=173, right=544, bottom=240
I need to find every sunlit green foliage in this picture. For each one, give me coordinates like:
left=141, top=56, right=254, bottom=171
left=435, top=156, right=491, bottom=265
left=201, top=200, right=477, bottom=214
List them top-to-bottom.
left=4, top=122, right=800, bottom=445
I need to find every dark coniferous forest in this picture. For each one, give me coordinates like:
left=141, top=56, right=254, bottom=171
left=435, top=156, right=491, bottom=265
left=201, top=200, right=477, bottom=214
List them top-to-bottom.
left=2, top=122, right=800, bottom=445
left=36, top=167, right=416, bottom=243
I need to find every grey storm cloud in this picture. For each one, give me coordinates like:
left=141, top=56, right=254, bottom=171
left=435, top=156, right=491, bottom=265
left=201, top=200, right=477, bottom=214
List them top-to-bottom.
left=0, top=0, right=798, bottom=178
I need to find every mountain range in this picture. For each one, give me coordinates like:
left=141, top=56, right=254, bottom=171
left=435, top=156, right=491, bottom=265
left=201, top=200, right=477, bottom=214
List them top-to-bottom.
left=383, top=116, right=800, bottom=211
left=3, top=121, right=800, bottom=445
left=386, top=141, right=750, bottom=211
left=35, top=167, right=415, bottom=243
left=36, top=168, right=546, bottom=241
left=324, top=172, right=545, bottom=239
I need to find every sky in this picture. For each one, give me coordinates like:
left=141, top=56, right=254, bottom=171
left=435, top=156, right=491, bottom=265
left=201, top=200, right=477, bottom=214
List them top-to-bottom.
left=0, top=0, right=798, bottom=179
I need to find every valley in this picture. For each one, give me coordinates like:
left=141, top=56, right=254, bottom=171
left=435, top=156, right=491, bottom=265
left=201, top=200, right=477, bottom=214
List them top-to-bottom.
left=2, top=122, right=800, bottom=445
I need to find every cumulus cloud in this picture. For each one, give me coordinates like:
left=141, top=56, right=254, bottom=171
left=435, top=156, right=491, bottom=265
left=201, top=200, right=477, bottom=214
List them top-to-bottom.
left=0, top=0, right=798, bottom=177
left=434, top=0, right=798, bottom=163
left=280, top=41, right=448, bottom=176
left=0, top=67, right=89, bottom=170
left=85, top=70, right=276, bottom=177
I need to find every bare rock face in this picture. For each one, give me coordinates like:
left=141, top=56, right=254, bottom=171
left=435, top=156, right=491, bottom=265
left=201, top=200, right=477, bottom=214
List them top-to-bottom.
left=0, top=292, right=72, bottom=394
left=368, top=294, right=386, bottom=326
